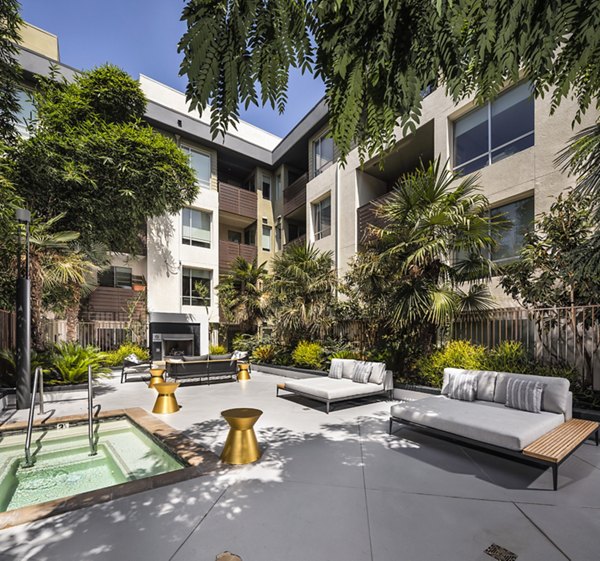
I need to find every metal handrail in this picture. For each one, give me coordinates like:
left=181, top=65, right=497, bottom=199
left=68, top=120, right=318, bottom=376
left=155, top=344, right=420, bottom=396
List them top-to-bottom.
left=88, top=365, right=97, bottom=456
left=24, top=366, right=44, bottom=467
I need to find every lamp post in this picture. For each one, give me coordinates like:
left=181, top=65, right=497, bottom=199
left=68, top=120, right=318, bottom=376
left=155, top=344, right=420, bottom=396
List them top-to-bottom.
left=15, top=208, right=31, bottom=410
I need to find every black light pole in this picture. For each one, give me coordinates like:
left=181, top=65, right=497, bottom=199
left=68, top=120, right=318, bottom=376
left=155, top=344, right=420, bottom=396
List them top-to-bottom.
left=15, top=208, right=31, bottom=410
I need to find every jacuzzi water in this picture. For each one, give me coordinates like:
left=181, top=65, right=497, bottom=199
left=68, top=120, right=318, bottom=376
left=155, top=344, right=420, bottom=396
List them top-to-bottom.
left=0, top=418, right=185, bottom=512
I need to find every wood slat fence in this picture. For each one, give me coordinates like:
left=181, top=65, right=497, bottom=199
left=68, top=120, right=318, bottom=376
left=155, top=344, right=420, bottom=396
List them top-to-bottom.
left=0, top=310, right=16, bottom=351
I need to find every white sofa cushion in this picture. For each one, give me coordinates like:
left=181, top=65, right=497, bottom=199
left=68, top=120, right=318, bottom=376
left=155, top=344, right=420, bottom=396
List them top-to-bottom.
left=328, top=359, right=344, bottom=379
left=334, top=359, right=357, bottom=379
left=353, top=361, right=372, bottom=383
left=368, top=362, right=387, bottom=385
left=442, top=368, right=497, bottom=402
left=447, top=372, right=478, bottom=402
left=494, top=372, right=570, bottom=415
left=284, top=378, right=386, bottom=401
left=505, top=378, right=543, bottom=413
left=390, top=396, right=564, bottom=451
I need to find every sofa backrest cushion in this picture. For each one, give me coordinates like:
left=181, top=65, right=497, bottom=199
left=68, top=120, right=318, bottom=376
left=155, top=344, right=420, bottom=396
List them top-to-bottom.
left=209, top=353, right=233, bottom=360
left=183, top=355, right=208, bottom=362
left=329, top=359, right=344, bottom=379
left=335, top=359, right=357, bottom=379
left=353, top=361, right=373, bottom=383
left=368, top=362, right=387, bottom=385
left=442, top=368, right=497, bottom=402
left=447, top=372, right=478, bottom=401
left=494, top=372, right=570, bottom=415
left=505, top=378, right=544, bottom=413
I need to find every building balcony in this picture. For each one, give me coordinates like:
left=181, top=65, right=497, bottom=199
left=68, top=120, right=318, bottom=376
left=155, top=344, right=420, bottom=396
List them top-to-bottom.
left=284, top=173, right=308, bottom=216
left=218, top=181, right=257, bottom=221
left=356, top=192, right=393, bottom=246
left=283, top=234, right=306, bottom=250
left=219, top=239, right=258, bottom=272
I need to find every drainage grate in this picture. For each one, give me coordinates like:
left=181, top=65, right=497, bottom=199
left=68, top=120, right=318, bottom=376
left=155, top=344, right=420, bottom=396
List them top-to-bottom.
left=485, top=543, right=518, bottom=561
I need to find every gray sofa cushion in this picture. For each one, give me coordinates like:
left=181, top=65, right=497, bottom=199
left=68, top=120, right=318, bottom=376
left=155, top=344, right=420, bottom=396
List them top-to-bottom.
left=209, top=353, right=233, bottom=360
left=182, top=355, right=208, bottom=362
left=329, top=359, right=344, bottom=379
left=336, top=359, right=357, bottom=379
left=353, top=361, right=372, bottom=383
left=368, top=362, right=387, bottom=385
left=442, top=368, right=497, bottom=402
left=447, top=372, right=478, bottom=402
left=494, top=372, right=570, bottom=415
left=284, top=378, right=386, bottom=401
left=505, top=378, right=543, bottom=413
left=390, top=396, right=564, bottom=451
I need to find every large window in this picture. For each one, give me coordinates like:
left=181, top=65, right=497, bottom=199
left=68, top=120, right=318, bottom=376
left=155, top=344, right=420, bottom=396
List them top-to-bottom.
left=453, top=82, right=534, bottom=175
left=16, top=89, right=36, bottom=137
left=313, top=133, right=334, bottom=176
left=182, top=145, right=211, bottom=188
left=262, top=174, right=271, bottom=200
left=312, top=196, right=331, bottom=240
left=490, top=197, right=534, bottom=263
left=182, top=208, right=211, bottom=248
left=262, top=225, right=272, bottom=251
left=98, top=266, right=132, bottom=288
left=182, top=267, right=211, bottom=306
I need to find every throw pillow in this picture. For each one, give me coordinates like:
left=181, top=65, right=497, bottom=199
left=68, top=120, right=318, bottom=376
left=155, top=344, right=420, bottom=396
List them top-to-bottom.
left=329, top=359, right=344, bottom=379
left=352, top=361, right=372, bottom=384
left=368, top=362, right=386, bottom=385
left=447, top=373, right=478, bottom=402
left=505, top=378, right=544, bottom=413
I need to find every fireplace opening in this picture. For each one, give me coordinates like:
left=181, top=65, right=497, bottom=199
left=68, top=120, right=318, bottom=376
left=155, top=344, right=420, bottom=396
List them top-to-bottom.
left=162, top=336, right=194, bottom=358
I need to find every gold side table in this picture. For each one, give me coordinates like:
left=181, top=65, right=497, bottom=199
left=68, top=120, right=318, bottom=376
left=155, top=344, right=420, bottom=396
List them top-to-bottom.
left=237, top=363, right=251, bottom=381
left=148, top=368, right=165, bottom=389
left=152, top=381, right=181, bottom=414
left=220, top=408, right=263, bottom=464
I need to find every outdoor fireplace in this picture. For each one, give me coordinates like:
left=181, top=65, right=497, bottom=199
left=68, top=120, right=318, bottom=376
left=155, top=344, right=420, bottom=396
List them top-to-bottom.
left=162, top=335, right=193, bottom=357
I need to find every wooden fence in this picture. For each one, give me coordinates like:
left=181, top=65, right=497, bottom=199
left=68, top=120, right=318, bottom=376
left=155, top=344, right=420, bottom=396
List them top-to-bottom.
left=449, top=305, right=600, bottom=391
left=0, top=310, right=16, bottom=351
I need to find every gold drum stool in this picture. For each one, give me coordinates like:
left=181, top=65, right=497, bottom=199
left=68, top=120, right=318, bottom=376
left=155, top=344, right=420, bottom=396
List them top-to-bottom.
left=237, top=363, right=251, bottom=381
left=148, top=368, right=165, bottom=389
left=152, top=381, right=180, bottom=414
left=220, top=408, right=263, bottom=464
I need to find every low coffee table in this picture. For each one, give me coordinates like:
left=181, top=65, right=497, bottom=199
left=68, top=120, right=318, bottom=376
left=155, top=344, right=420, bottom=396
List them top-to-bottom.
left=220, top=408, right=263, bottom=464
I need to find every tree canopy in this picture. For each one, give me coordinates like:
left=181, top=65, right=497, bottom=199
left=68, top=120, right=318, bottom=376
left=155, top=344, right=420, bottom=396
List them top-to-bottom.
left=0, top=0, right=21, bottom=144
left=179, top=0, right=600, bottom=161
left=8, top=65, right=198, bottom=254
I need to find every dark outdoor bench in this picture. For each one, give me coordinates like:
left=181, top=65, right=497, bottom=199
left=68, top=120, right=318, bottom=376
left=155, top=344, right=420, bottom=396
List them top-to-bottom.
left=165, top=354, right=238, bottom=384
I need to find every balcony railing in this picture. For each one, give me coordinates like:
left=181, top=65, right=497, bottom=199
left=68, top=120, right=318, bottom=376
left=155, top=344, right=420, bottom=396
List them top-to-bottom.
left=283, top=173, right=308, bottom=216
left=218, top=181, right=257, bottom=219
left=356, top=192, right=393, bottom=245
left=283, top=234, right=306, bottom=250
left=219, top=239, right=258, bottom=272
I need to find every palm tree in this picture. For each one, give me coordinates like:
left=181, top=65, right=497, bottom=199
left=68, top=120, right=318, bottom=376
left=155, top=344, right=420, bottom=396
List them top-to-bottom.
left=349, top=158, right=505, bottom=350
left=268, top=244, right=337, bottom=343
left=217, top=257, right=268, bottom=334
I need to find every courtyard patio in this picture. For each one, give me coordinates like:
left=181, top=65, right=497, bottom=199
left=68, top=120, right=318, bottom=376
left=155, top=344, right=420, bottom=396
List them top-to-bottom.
left=0, top=370, right=598, bottom=561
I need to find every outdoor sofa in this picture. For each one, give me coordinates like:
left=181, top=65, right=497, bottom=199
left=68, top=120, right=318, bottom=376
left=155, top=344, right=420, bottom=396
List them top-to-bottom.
left=165, top=354, right=238, bottom=384
left=276, top=358, right=393, bottom=413
left=389, top=368, right=599, bottom=490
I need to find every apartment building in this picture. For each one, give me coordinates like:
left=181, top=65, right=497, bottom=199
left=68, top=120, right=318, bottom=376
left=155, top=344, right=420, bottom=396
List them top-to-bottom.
left=14, top=23, right=598, bottom=356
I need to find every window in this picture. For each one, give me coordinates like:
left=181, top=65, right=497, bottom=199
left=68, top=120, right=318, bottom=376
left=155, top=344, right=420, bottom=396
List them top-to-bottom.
left=453, top=82, right=534, bottom=175
left=16, top=89, right=36, bottom=137
left=313, top=133, right=334, bottom=176
left=181, top=146, right=211, bottom=188
left=275, top=173, right=282, bottom=202
left=262, top=174, right=271, bottom=200
left=312, top=196, right=331, bottom=240
left=490, top=197, right=534, bottom=263
left=182, top=208, right=211, bottom=248
left=262, top=225, right=272, bottom=251
left=275, top=225, right=282, bottom=251
left=244, top=226, right=256, bottom=246
left=228, top=230, right=242, bottom=243
left=98, top=266, right=132, bottom=288
left=182, top=267, right=211, bottom=306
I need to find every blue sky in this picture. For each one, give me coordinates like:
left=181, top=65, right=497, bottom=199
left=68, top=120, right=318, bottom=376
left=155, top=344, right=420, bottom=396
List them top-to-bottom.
left=19, top=0, right=325, bottom=137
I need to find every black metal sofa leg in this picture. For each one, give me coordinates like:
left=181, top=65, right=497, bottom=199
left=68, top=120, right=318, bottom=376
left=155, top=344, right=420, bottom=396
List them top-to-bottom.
left=389, top=418, right=393, bottom=435
left=552, top=464, right=558, bottom=491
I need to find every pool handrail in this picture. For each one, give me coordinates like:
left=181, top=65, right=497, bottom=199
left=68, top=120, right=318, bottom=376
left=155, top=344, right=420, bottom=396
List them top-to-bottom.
left=88, top=365, right=97, bottom=456
left=24, top=366, right=44, bottom=467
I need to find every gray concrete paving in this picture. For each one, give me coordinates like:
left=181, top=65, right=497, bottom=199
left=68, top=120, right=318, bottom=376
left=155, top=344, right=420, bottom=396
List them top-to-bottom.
left=0, top=369, right=598, bottom=561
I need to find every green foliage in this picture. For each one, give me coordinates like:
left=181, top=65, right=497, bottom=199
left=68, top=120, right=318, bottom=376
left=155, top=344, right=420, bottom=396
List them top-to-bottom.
left=0, top=0, right=22, bottom=144
left=179, top=1, right=600, bottom=163
left=7, top=65, right=197, bottom=254
left=500, top=191, right=600, bottom=308
left=292, top=341, right=325, bottom=370
left=483, top=341, right=529, bottom=373
left=49, top=342, right=110, bottom=385
left=103, top=343, right=150, bottom=367
left=209, top=344, right=227, bottom=355
left=251, top=344, right=276, bottom=364
left=0, top=348, right=48, bottom=387
left=330, top=350, right=361, bottom=360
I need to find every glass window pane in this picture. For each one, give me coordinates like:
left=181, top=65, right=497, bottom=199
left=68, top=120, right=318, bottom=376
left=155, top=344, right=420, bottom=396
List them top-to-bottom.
left=491, top=82, right=534, bottom=150
left=15, top=89, right=36, bottom=136
left=454, top=106, right=488, bottom=167
left=491, top=133, right=534, bottom=164
left=320, top=137, right=334, bottom=164
left=183, top=147, right=211, bottom=188
left=455, top=155, right=489, bottom=176
left=262, top=175, right=271, bottom=200
left=491, top=197, right=534, bottom=262
left=182, top=208, right=191, bottom=242
left=262, top=225, right=271, bottom=251
left=228, top=230, right=242, bottom=243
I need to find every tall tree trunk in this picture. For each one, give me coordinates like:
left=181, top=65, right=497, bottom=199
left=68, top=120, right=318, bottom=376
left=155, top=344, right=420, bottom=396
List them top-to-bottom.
left=29, top=256, right=45, bottom=350
left=65, top=284, right=81, bottom=342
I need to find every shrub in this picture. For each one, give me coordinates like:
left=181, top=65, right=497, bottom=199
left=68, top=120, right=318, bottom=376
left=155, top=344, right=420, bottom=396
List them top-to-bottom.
left=232, top=333, right=268, bottom=355
left=414, top=340, right=486, bottom=388
left=292, top=341, right=325, bottom=370
left=483, top=341, right=529, bottom=373
left=49, top=342, right=111, bottom=385
left=103, top=342, right=149, bottom=367
left=209, top=344, right=227, bottom=355
left=252, top=344, right=276, bottom=364
left=0, top=349, right=50, bottom=387
left=330, top=350, right=362, bottom=360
